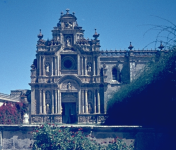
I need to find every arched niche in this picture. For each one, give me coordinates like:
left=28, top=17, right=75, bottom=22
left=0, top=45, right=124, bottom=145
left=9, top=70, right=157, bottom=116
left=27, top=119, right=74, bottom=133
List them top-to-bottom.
left=45, top=90, right=51, bottom=114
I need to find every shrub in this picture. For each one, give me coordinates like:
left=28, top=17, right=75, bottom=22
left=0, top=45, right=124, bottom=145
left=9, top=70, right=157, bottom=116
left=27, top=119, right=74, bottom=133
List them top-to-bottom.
left=105, top=46, right=176, bottom=127
left=0, top=102, right=28, bottom=124
left=31, top=123, right=134, bottom=150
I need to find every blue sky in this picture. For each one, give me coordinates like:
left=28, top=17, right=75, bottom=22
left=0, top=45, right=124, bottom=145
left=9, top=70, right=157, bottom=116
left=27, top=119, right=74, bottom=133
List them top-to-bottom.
left=0, top=0, right=176, bottom=94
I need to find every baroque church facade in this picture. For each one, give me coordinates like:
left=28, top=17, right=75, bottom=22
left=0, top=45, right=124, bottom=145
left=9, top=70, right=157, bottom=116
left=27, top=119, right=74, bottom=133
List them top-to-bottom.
left=29, top=9, right=166, bottom=124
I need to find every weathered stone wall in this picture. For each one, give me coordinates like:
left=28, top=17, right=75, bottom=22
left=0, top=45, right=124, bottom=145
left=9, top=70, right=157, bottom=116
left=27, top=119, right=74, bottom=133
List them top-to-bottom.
left=0, top=125, right=173, bottom=150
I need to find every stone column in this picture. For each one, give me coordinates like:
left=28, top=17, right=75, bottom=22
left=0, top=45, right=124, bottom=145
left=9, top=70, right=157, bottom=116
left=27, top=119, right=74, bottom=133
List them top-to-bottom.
left=60, top=33, right=63, bottom=44
left=57, top=55, right=60, bottom=76
left=59, top=55, right=61, bottom=76
left=78, top=55, right=80, bottom=75
left=39, top=56, right=41, bottom=76
left=97, top=56, right=100, bottom=76
left=43, top=57, right=45, bottom=76
left=51, top=57, right=53, bottom=76
left=55, top=57, right=58, bottom=76
left=81, top=57, right=84, bottom=75
left=85, top=57, right=87, bottom=75
left=93, top=57, right=96, bottom=76
left=31, top=88, right=36, bottom=114
left=39, top=89, right=42, bottom=114
left=94, top=89, right=97, bottom=114
left=43, top=90, right=46, bottom=114
left=52, top=90, right=54, bottom=114
left=55, top=90, right=58, bottom=114
left=57, top=90, right=60, bottom=114
left=78, top=90, right=81, bottom=114
left=81, top=90, right=84, bottom=113
left=85, top=90, right=88, bottom=113
left=97, top=90, right=100, bottom=114
left=59, top=91, right=61, bottom=114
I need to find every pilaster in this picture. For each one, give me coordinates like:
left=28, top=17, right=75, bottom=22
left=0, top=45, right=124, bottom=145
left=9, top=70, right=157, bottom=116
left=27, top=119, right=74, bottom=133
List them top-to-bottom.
left=39, top=89, right=42, bottom=114
left=94, top=89, right=97, bottom=113
left=43, top=90, right=46, bottom=114
left=52, top=90, right=54, bottom=114
left=55, top=90, right=58, bottom=114
left=81, top=90, right=84, bottom=113
left=85, top=90, right=88, bottom=113
left=97, top=90, right=100, bottom=114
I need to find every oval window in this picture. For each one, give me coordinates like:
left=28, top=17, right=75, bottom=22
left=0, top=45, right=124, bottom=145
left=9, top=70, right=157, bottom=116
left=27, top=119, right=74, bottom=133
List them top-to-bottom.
left=64, top=59, right=72, bottom=69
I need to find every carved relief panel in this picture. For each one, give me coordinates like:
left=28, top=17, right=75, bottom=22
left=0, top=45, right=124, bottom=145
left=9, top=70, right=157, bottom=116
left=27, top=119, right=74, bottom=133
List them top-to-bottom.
left=60, top=79, right=79, bottom=90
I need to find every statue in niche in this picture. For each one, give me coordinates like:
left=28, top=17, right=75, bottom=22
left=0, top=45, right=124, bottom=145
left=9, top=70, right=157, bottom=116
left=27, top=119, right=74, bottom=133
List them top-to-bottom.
left=65, top=22, right=72, bottom=28
left=66, top=37, right=71, bottom=47
left=88, top=63, right=91, bottom=72
left=103, top=63, right=106, bottom=69
left=46, top=64, right=50, bottom=72
left=67, top=82, right=72, bottom=90
left=88, top=103, right=92, bottom=113
left=46, top=104, right=50, bottom=114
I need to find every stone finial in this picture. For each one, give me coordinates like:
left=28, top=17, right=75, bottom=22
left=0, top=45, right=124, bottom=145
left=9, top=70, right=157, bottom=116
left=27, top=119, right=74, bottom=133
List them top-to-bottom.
left=66, top=8, right=69, bottom=14
left=61, top=11, right=63, bottom=16
left=73, top=12, right=75, bottom=15
left=93, top=28, right=100, bottom=40
left=37, top=29, right=43, bottom=40
left=94, top=29, right=97, bottom=35
left=158, top=41, right=164, bottom=50
left=128, top=42, right=134, bottom=50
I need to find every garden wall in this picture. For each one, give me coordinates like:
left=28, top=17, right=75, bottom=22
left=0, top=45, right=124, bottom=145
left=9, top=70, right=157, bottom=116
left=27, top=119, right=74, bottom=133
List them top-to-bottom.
left=0, top=125, right=172, bottom=150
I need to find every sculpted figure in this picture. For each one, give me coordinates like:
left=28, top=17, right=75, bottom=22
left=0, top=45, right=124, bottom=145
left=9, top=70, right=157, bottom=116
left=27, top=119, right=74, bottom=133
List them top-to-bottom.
left=65, top=22, right=72, bottom=28
left=66, top=37, right=71, bottom=47
left=103, top=63, right=106, bottom=69
left=88, top=64, right=91, bottom=72
left=46, top=65, right=49, bottom=72
left=67, top=82, right=72, bottom=90
left=88, top=103, right=92, bottom=113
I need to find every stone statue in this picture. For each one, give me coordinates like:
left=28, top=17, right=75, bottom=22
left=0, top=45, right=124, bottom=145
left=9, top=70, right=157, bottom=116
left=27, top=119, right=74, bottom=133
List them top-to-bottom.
left=65, top=22, right=72, bottom=28
left=66, top=37, right=71, bottom=47
left=103, top=63, right=106, bottom=69
left=46, top=64, right=49, bottom=72
left=88, top=64, right=91, bottom=72
left=67, top=82, right=72, bottom=90
left=88, top=103, right=92, bottom=113
left=46, top=104, right=50, bottom=114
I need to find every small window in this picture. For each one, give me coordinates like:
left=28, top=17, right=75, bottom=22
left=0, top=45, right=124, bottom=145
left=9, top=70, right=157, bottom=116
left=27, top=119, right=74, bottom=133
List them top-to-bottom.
left=112, top=68, right=117, bottom=80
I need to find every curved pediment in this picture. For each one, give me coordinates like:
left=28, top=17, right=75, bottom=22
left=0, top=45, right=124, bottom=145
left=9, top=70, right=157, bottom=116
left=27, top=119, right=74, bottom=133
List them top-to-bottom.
left=58, top=75, right=82, bottom=90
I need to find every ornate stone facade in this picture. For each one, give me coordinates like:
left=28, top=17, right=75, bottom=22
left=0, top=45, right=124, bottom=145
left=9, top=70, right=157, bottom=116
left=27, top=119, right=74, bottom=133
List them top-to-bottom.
left=29, top=9, right=168, bottom=124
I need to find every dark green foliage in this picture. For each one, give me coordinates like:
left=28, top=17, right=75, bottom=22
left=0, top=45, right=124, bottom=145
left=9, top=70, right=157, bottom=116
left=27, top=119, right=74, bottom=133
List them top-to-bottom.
left=105, top=47, right=176, bottom=127
left=31, top=123, right=134, bottom=150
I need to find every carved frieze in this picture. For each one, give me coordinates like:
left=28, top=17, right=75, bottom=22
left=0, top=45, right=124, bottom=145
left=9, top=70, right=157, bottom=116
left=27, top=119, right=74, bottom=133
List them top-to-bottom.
left=31, top=116, right=43, bottom=123
left=44, top=116, right=50, bottom=123
left=54, top=116, right=62, bottom=123
left=78, top=116, right=91, bottom=123
left=97, top=116, right=108, bottom=124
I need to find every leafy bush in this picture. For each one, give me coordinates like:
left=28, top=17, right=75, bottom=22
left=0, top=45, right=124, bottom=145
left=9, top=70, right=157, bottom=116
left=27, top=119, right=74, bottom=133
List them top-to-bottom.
left=105, top=47, right=176, bottom=127
left=0, top=102, right=28, bottom=124
left=31, top=123, right=134, bottom=150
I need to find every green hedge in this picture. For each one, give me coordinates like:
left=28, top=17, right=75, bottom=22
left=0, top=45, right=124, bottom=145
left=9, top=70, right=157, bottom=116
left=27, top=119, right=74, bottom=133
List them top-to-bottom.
left=105, top=47, right=176, bottom=127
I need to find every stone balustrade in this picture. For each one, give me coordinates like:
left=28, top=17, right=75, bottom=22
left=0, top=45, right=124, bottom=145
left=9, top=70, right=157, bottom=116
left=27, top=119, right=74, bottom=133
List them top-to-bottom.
left=100, top=50, right=168, bottom=57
